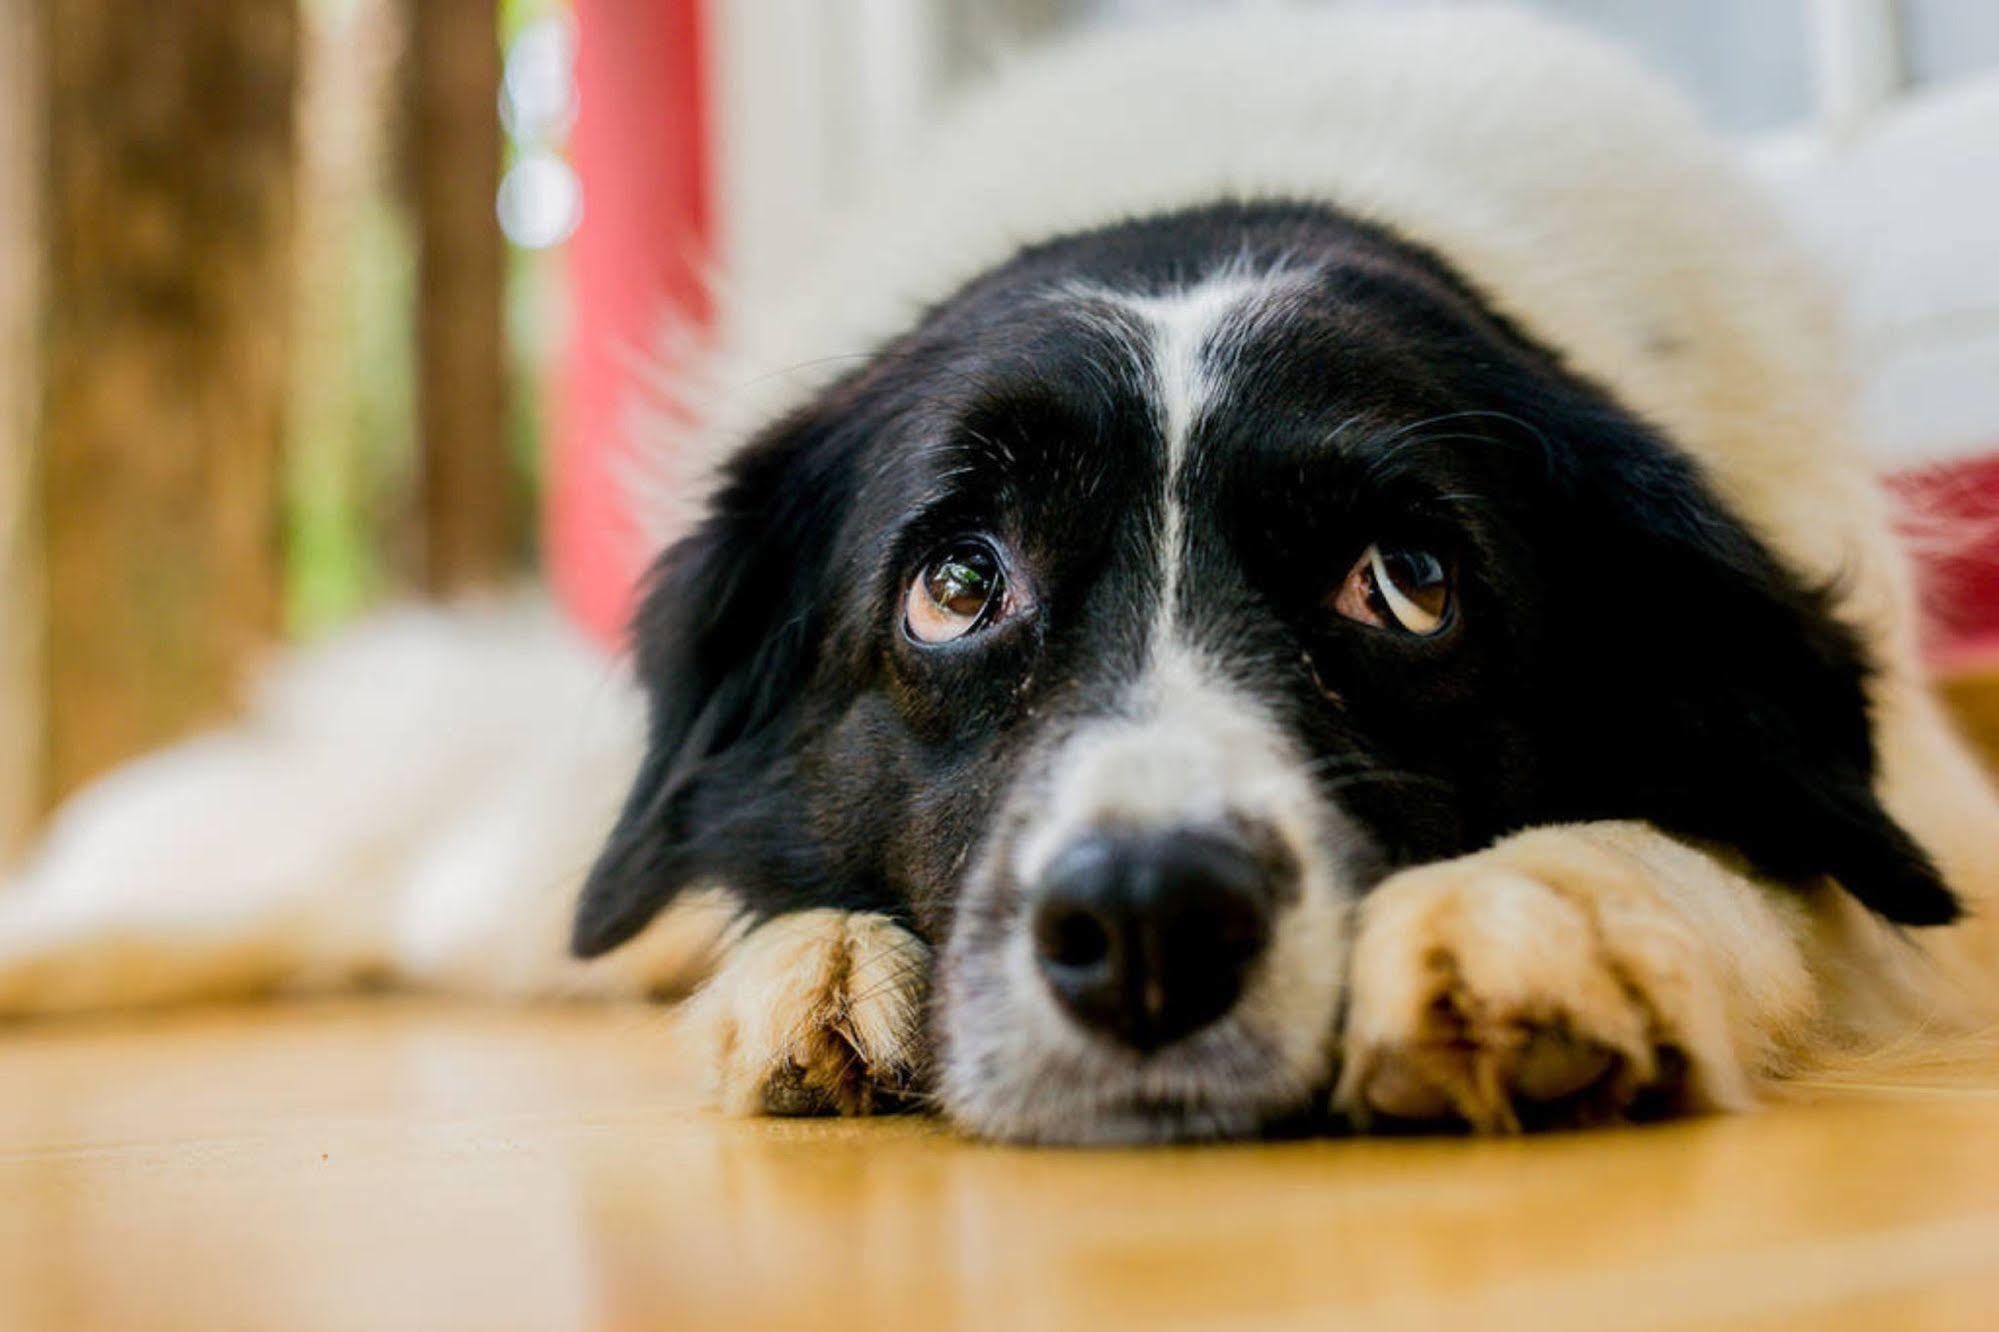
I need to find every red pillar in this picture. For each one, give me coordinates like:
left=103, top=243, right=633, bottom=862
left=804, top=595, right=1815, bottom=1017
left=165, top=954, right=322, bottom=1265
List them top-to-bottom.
left=553, top=0, right=712, bottom=647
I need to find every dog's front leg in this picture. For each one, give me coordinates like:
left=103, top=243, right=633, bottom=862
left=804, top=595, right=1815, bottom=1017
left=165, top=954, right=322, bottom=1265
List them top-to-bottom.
left=1335, top=822, right=1818, bottom=1131
left=689, top=909, right=931, bottom=1116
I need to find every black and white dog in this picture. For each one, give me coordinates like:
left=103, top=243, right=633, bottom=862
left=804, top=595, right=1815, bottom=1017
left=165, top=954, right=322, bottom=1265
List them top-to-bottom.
left=5, top=7, right=1997, bottom=1144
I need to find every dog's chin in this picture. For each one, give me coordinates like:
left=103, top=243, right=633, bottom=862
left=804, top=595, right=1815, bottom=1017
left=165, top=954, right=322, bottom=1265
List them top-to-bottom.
left=936, top=912, right=1344, bottom=1146
left=941, top=1045, right=1324, bottom=1146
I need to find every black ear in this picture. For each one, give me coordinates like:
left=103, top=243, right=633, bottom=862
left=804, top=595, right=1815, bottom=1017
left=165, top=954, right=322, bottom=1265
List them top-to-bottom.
left=571, top=407, right=856, bottom=958
left=1541, top=421, right=1959, bottom=927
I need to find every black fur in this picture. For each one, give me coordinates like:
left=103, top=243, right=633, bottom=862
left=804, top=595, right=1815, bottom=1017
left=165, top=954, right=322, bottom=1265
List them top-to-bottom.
left=573, top=199, right=1956, bottom=964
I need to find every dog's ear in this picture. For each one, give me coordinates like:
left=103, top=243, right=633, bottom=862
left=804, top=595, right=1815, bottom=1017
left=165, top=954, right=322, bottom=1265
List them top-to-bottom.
left=571, top=404, right=857, bottom=958
left=1541, top=420, right=1959, bottom=927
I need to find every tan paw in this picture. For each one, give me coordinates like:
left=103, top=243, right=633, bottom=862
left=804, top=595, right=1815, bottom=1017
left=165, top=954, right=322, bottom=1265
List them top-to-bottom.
left=1335, top=830, right=1755, bottom=1133
left=690, top=909, right=930, bottom=1117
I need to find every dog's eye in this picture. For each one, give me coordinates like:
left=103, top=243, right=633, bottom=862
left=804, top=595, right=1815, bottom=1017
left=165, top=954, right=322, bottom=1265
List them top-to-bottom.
left=906, top=540, right=1006, bottom=644
left=1332, top=542, right=1453, bottom=636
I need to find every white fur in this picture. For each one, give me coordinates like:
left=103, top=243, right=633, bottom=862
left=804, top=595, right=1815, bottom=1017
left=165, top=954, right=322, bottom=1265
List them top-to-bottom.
left=0, top=601, right=731, bottom=1013
left=1014, top=643, right=1324, bottom=890
left=690, top=909, right=929, bottom=1116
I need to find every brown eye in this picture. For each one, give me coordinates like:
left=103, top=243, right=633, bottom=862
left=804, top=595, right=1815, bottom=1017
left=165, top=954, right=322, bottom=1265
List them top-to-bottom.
left=906, top=541, right=1005, bottom=644
left=1331, top=542, right=1453, bottom=636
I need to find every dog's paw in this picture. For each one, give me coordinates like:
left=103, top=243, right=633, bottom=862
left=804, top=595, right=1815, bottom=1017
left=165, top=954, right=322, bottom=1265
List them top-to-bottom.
left=1334, top=831, right=1753, bottom=1133
left=689, top=909, right=931, bottom=1117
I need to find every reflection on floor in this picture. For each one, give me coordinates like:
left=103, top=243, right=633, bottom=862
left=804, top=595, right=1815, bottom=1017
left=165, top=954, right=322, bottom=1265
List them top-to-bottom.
left=1, top=1000, right=1995, bottom=1331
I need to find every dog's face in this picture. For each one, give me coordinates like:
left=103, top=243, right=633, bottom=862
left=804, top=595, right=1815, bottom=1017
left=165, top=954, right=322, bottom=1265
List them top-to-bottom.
left=575, top=203, right=1952, bottom=1142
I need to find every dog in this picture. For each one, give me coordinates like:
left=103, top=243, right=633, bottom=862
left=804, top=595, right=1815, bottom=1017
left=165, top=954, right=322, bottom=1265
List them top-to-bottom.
left=4, top=7, right=1997, bottom=1144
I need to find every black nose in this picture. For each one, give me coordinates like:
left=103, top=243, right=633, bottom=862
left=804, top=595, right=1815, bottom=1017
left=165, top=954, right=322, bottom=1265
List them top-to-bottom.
left=1032, top=827, right=1277, bottom=1053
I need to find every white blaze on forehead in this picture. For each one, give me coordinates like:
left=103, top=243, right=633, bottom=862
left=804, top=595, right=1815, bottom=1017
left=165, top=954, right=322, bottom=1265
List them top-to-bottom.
left=1066, top=263, right=1314, bottom=638
left=1012, top=264, right=1327, bottom=883
left=1112, top=273, right=1273, bottom=476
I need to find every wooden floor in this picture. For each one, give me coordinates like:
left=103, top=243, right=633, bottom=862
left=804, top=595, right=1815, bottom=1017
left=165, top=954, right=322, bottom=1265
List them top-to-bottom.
left=1, top=1001, right=1995, bottom=1331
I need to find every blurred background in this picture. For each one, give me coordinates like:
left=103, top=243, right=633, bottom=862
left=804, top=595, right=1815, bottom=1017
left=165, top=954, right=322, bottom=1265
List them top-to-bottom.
left=3, top=0, right=1997, bottom=864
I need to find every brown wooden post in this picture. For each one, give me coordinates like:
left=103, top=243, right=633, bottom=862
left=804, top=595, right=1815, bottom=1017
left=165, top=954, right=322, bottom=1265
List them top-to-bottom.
left=0, top=0, right=44, bottom=858
left=35, top=0, right=298, bottom=806
left=410, top=0, right=514, bottom=595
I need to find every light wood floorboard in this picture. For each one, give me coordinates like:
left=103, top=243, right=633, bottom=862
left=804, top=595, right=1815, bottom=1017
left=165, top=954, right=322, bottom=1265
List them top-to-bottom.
left=1, top=1000, right=1995, bottom=1331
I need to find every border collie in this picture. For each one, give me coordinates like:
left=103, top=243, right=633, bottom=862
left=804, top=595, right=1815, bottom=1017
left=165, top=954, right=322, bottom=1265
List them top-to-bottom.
left=5, top=7, right=1997, bottom=1144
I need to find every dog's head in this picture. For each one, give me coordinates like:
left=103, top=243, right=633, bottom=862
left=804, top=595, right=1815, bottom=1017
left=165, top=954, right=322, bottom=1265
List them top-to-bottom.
left=573, top=202, right=1955, bottom=1142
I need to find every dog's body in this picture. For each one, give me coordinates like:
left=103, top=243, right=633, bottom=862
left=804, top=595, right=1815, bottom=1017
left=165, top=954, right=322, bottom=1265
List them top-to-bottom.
left=5, top=8, right=1997, bottom=1142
